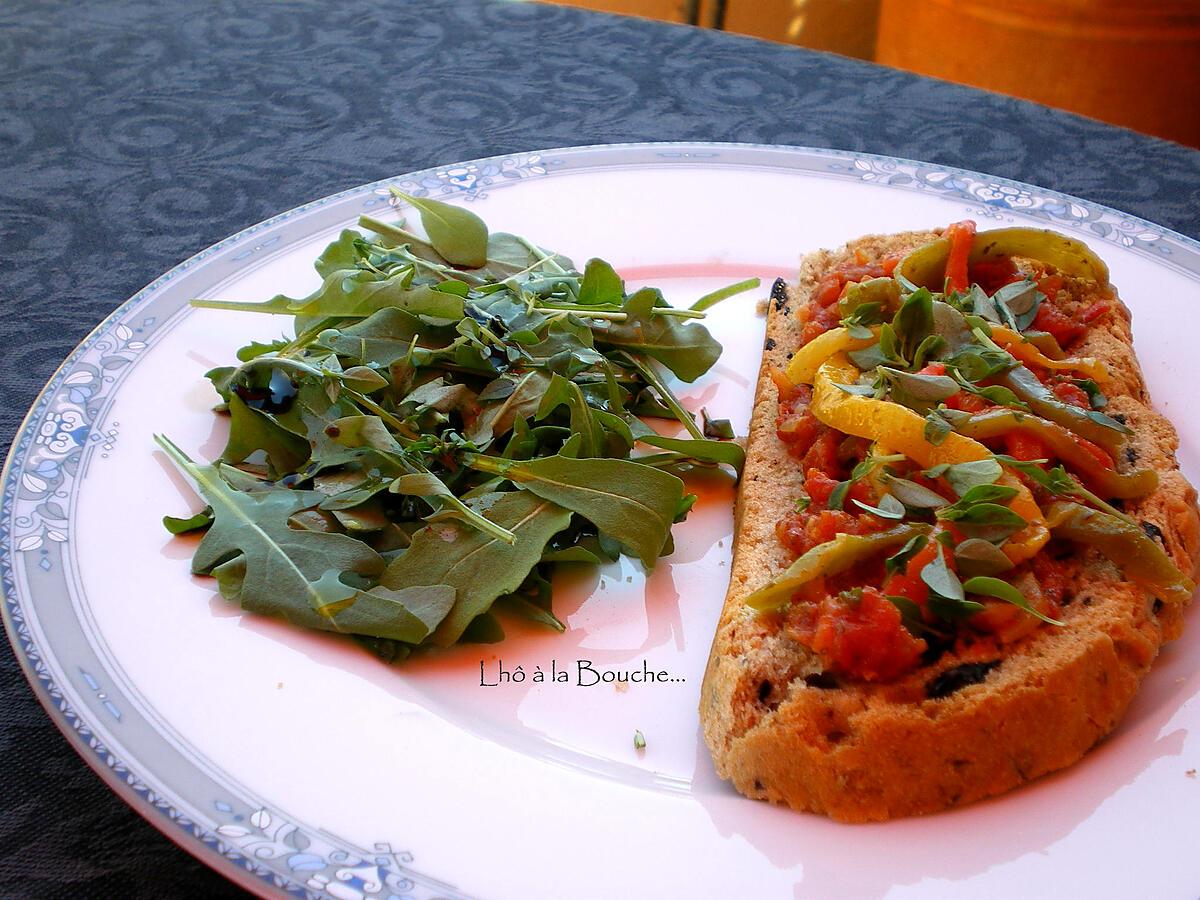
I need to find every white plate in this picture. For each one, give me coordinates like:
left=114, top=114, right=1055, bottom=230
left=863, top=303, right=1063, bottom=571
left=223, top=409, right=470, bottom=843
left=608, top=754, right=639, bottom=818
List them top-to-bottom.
left=5, top=143, right=1200, bottom=900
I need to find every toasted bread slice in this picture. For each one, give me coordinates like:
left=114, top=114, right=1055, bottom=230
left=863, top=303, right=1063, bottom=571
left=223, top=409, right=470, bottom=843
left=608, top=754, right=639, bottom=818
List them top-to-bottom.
left=699, top=229, right=1200, bottom=822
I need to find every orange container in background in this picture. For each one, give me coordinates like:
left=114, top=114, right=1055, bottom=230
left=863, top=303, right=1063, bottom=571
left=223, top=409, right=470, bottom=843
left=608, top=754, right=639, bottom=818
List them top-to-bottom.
left=876, top=0, right=1200, bottom=147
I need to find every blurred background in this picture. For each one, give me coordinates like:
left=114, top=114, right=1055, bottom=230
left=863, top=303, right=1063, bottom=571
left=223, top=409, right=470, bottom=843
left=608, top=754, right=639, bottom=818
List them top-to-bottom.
left=528, top=0, right=1200, bottom=148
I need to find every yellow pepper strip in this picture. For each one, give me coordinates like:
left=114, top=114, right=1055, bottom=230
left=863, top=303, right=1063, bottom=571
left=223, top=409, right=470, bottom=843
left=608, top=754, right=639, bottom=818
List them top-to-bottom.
left=898, top=227, right=1109, bottom=290
left=785, top=325, right=878, bottom=386
left=990, top=325, right=1109, bottom=384
left=811, top=353, right=1049, bottom=564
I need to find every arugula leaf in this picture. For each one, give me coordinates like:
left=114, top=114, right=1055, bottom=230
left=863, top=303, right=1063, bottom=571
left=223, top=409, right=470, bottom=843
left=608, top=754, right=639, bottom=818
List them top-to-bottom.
left=390, top=189, right=488, bottom=267
left=314, top=229, right=364, bottom=278
left=578, top=258, right=624, bottom=305
left=195, top=275, right=466, bottom=320
left=596, top=288, right=722, bottom=382
left=467, top=370, right=553, bottom=446
left=535, top=374, right=602, bottom=458
left=221, top=393, right=311, bottom=477
left=701, top=408, right=735, bottom=440
left=635, top=432, right=745, bottom=473
left=154, top=437, right=423, bottom=636
left=468, top=454, right=684, bottom=568
left=390, top=472, right=517, bottom=545
left=382, top=490, right=572, bottom=645
left=163, top=506, right=214, bottom=535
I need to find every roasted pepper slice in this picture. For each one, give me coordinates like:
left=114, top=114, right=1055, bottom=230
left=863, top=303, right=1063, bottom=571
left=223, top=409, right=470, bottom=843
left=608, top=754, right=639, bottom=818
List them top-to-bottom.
left=898, top=227, right=1110, bottom=290
left=837, top=277, right=901, bottom=319
left=786, top=325, right=878, bottom=385
left=989, top=325, right=1109, bottom=383
left=811, top=354, right=1049, bottom=564
left=999, top=365, right=1129, bottom=455
left=957, top=409, right=1156, bottom=499
left=1045, top=501, right=1195, bottom=604
left=746, top=523, right=931, bottom=612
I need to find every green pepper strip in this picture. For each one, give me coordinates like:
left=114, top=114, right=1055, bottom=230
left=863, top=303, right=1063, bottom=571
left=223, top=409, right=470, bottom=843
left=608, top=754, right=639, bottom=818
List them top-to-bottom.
left=898, top=227, right=1110, bottom=291
left=1019, top=330, right=1066, bottom=360
left=999, top=365, right=1129, bottom=456
left=958, top=409, right=1157, bottom=499
left=1045, top=501, right=1194, bottom=604
left=746, top=524, right=931, bottom=613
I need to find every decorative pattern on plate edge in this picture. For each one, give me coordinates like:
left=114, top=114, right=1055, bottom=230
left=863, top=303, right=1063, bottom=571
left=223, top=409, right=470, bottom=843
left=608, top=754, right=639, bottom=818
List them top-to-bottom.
left=365, top=153, right=552, bottom=204
left=831, top=157, right=1172, bottom=257
left=11, top=318, right=150, bottom=568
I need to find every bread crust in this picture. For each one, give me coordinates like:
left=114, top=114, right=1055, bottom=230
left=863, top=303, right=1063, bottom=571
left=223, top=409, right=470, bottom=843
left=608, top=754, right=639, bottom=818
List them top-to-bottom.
left=699, top=229, right=1200, bottom=822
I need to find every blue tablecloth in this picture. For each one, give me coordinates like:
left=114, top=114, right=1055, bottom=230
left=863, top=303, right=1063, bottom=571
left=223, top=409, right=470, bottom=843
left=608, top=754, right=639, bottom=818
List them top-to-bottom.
left=2, top=0, right=1199, bottom=895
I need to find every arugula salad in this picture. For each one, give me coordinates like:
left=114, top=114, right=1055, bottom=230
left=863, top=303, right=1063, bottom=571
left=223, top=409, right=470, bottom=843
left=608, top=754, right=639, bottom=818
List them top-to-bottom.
left=160, top=191, right=750, bottom=661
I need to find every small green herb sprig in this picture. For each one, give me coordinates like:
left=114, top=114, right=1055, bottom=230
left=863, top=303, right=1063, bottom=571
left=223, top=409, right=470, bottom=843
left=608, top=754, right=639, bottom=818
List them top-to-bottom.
left=161, top=192, right=752, bottom=660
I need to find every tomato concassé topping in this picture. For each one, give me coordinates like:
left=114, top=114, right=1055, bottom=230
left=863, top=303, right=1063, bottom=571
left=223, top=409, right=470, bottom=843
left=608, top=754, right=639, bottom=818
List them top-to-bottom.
left=754, top=222, right=1189, bottom=684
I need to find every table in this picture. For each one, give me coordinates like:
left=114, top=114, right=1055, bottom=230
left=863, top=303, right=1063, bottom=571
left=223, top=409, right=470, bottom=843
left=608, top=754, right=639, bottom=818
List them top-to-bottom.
left=2, top=0, right=1199, bottom=895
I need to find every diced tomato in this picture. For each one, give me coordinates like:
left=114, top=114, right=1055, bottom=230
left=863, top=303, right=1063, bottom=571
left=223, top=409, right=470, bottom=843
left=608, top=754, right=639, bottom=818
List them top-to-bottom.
left=944, top=220, right=977, bottom=294
left=970, top=258, right=1021, bottom=294
left=813, top=260, right=896, bottom=310
left=836, top=263, right=892, bottom=282
left=814, top=273, right=844, bottom=308
left=1037, top=274, right=1065, bottom=299
left=1032, top=300, right=1085, bottom=348
left=1081, top=302, right=1111, bottom=324
left=798, top=303, right=842, bottom=344
left=917, top=362, right=947, bottom=376
left=770, top=366, right=803, bottom=401
left=774, top=379, right=829, bottom=457
left=1052, top=381, right=1091, bottom=409
left=944, top=390, right=991, bottom=413
left=777, top=411, right=822, bottom=454
left=801, top=430, right=841, bottom=474
left=1004, top=431, right=1050, bottom=462
left=1074, top=435, right=1115, bottom=472
left=804, top=468, right=839, bottom=505
left=846, top=479, right=875, bottom=510
left=775, top=504, right=883, bottom=559
left=810, top=509, right=849, bottom=543
left=882, top=540, right=939, bottom=609
left=1032, top=554, right=1070, bottom=607
left=803, top=587, right=926, bottom=682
